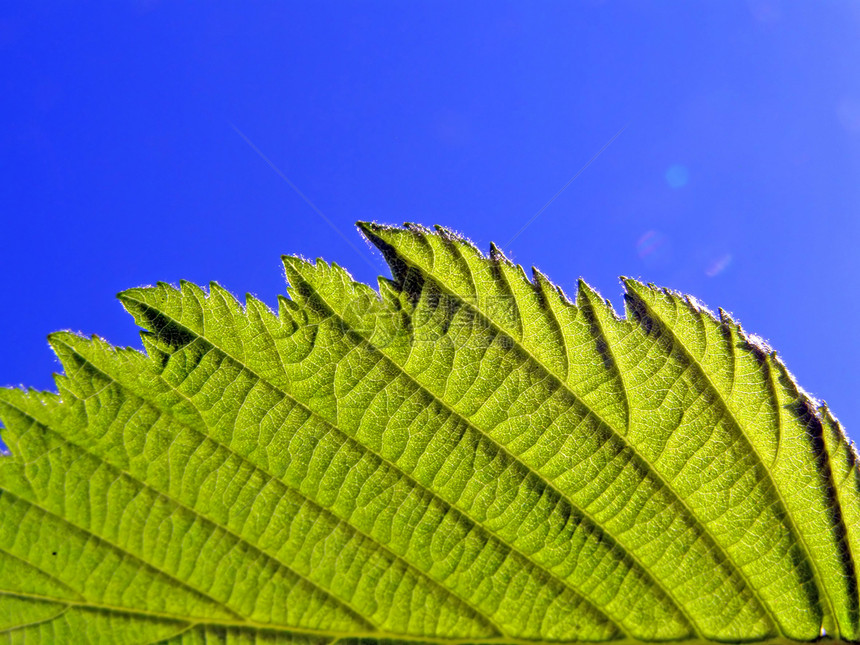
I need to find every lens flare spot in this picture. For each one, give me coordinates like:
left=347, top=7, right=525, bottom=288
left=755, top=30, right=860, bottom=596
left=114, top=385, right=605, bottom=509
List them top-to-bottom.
left=665, top=164, right=689, bottom=188
left=637, top=230, right=666, bottom=259
left=706, top=253, right=732, bottom=277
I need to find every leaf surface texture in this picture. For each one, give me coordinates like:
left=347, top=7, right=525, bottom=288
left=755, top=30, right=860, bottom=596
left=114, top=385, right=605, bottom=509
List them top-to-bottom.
left=0, top=223, right=858, bottom=644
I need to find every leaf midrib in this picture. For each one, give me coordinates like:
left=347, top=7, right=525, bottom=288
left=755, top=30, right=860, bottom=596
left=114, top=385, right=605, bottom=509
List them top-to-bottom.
left=0, top=588, right=843, bottom=645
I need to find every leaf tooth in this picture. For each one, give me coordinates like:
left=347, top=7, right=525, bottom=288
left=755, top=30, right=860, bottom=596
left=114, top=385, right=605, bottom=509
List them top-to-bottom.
left=355, top=219, right=387, bottom=235
left=404, top=221, right=431, bottom=234
left=356, top=222, right=414, bottom=285
left=432, top=223, right=460, bottom=241
left=488, top=241, right=509, bottom=263
left=280, top=253, right=311, bottom=267
left=282, top=254, right=311, bottom=280
left=283, top=257, right=320, bottom=309
left=531, top=267, right=573, bottom=308
left=376, top=277, right=401, bottom=305
left=178, top=279, right=207, bottom=299
left=577, top=279, right=623, bottom=320
left=618, top=279, right=655, bottom=335
left=575, top=280, right=631, bottom=434
left=207, top=281, right=245, bottom=314
left=118, top=284, right=169, bottom=332
left=244, top=293, right=276, bottom=319
left=275, top=294, right=304, bottom=327
left=718, top=306, right=738, bottom=331
left=47, top=330, right=89, bottom=359
left=47, top=332, right=95, bottom=400
left=0, top=387, right=58, bottom=455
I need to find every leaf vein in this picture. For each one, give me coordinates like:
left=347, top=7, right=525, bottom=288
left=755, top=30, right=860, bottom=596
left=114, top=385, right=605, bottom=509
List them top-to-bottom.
left=386, top=254, right=780, bottom=636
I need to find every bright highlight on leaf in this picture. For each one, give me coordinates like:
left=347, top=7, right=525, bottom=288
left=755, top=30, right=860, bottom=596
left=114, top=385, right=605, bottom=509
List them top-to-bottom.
left=1, top=222, right=858, bottom=644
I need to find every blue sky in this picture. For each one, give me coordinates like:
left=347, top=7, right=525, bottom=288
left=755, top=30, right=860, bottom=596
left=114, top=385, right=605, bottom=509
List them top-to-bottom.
left=1, top=3, right=859, bottom=450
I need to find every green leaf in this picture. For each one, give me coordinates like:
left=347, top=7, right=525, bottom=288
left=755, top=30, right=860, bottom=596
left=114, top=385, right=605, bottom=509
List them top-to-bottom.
left=1, top=222, right=858, bottom=644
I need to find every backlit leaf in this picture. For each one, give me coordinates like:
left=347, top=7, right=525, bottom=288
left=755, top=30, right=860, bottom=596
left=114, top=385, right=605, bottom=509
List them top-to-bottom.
left=1, top=222, right=858, bottom=643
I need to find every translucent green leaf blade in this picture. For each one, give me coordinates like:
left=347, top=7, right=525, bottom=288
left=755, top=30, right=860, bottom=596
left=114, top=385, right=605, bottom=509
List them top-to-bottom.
left=1, top=222, right=858, bottom=643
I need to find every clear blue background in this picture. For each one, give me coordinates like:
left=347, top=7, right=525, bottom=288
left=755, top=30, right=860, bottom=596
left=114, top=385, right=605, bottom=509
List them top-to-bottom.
left=2, top=3, right=859, bottom=452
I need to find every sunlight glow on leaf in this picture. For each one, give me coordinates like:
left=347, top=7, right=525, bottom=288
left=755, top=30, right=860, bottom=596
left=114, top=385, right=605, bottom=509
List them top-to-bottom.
left=0, top=222, right=858, bottom=644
